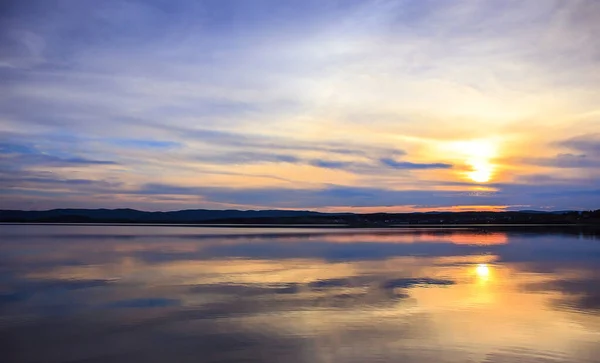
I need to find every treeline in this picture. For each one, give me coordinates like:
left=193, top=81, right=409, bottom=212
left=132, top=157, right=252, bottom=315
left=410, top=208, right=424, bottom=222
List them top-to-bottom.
left=1, top=208, right=598, bottom=226
left=205, top=210, right=600, bottom=226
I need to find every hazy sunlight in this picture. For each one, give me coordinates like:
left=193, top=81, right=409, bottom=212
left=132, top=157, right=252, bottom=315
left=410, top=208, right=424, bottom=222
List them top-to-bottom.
left=452, top=140, right=498, bottom=183
left=476, top=263, right=491, bottom=281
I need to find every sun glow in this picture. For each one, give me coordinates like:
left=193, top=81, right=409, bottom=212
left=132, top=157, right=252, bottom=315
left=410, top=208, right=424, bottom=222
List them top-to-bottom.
left=451, top=139, right=498, bottom=183
left=468, top=160, right=494, bottom=183
left=475, top=263, right=491, bottom=283
left=476, top=263, right=490, bottom=277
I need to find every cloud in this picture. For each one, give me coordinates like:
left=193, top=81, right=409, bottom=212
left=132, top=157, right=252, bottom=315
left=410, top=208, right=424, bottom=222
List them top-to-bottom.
left=0, top=0, right=598, bottom=210
left=167, top=127, right=403, bottom=157
left=514, top=133, right=600, bottom=169
left=559, top=133, right=600, bottom=156
left=106, top=139, right=181, bottom=149
left=0, top=140, right=117, bottom=169
left=0, top=142, right=37, bottom=154
left=198, top=151, right=300, bottom=165
left=522, top=153, right=600, bottom=169
left=12, top=154, right=117, bottom=167
left=380, top=158, right=453, bottom=170
left=309, top=159, right=358, bottom=170
left=3, top=175, right=598, bottom=210
left=0, top=176, right=120, bottom=189
left=132, top=181, right=600, bottom=210
left=134, top=183, right=499, bottom=209
left=381, top=278, right=455, bottom=289
left=527, top=278, right=600, bottom=311
left=104, top=298, right=180, bottom=309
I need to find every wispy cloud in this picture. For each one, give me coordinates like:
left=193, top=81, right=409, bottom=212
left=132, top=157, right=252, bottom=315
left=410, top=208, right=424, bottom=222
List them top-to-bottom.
left=0, top=0, right=598, bottom=210
left=559, top=133, right=600, bottom=156
left=107, top=139, right=181, bottom=149
left=0, top=140, right=117, bottom=170
left=380, top=158, right=453, bottom=170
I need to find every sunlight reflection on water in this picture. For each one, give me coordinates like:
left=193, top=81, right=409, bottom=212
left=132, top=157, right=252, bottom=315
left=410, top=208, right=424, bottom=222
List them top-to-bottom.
left=0, top=225, right=599, bottom=363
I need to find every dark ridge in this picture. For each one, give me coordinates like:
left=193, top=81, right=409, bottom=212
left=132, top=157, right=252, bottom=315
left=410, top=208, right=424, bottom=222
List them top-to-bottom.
left=0, top=209, right=598, bottom=226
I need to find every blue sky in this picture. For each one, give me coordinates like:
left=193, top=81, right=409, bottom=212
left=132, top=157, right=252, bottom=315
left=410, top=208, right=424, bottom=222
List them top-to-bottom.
left=1, top=0, right=599, bottom=211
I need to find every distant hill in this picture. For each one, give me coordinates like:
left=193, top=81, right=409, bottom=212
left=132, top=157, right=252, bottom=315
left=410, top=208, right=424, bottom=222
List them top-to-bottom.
left=0, top=208, right=598, bottom=225
left=0, top=208, right=340, bottom=223
left=518, top=210, right=577, bottom=214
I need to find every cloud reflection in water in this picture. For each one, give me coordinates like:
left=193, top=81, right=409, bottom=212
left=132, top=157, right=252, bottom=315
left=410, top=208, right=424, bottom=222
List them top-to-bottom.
left=0, top=225, right=599, bottom=362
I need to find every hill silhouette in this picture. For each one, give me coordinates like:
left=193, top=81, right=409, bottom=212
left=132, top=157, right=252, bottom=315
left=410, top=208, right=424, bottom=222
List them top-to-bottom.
left=1, top=208, right=598, bottom=226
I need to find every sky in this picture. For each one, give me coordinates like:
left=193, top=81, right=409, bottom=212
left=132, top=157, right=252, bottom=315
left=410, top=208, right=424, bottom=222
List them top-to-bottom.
left=0, top=0, right=599, bottom=212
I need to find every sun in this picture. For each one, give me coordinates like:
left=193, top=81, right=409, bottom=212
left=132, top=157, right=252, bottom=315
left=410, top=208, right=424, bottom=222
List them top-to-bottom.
left=451, top=139, right=498, bottom=183
left=468, top=160, right=494, bottom=183
left=475, top=263, right=490, bottom=278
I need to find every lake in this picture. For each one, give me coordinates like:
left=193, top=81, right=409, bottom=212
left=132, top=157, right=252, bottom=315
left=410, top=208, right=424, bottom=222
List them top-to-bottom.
left=1, top=225, right=599, bottom=362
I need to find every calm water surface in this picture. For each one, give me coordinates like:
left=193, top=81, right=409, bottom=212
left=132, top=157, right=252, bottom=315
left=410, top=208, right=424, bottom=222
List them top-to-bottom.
left=1, top=225, right=599, bottom=362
